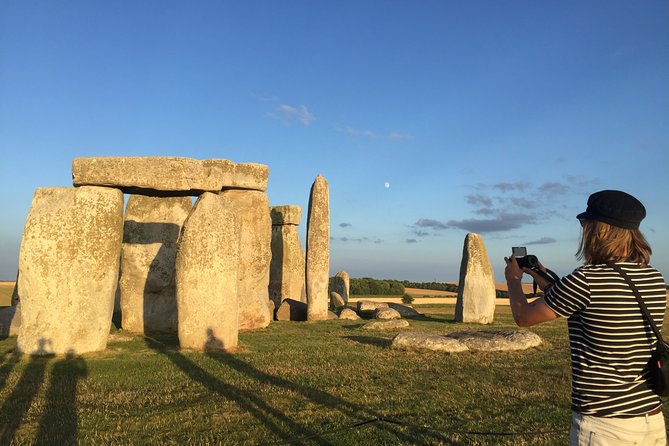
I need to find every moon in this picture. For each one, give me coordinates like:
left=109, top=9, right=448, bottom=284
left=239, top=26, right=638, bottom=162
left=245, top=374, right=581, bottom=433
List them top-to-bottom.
left=384, top=182, right=390, bottom=189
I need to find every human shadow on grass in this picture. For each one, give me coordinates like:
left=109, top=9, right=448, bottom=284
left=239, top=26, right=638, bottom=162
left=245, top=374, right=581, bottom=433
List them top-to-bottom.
left=144, top=334, right=335, bottom=446
left=0, top=340, right=52, bottom=444
left=35, top=350, right=88, bottom=446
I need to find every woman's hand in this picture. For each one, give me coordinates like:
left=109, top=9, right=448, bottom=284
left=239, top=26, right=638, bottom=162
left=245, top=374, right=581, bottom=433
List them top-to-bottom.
left=504, top=255, right=523, bottom=281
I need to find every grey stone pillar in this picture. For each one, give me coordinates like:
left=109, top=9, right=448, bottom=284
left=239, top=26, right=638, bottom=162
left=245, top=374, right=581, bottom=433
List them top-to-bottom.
left=305, top=175, right=330, bottom=321
left=17, top=186, right=124, bottom=355
left=220, top=189, right=272, bottom=331
left=176, top=192, right=240, bottom=351
left=119, top=195, right=192, bottom=334
left=269, top=205, right=306, bottom=306
left=455, top=233, right=496, bottom=324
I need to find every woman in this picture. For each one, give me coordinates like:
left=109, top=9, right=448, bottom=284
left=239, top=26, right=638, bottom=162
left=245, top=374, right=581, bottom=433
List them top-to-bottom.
left=505, top=190, right=667, bottom=445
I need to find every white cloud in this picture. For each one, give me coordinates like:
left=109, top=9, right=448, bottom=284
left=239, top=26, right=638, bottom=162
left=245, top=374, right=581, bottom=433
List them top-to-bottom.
left=273, top=104, right=315, bottom=126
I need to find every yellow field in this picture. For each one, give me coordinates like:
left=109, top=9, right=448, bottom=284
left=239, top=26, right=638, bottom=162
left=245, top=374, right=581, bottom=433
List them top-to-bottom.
left=0, top=281, right=15, bottom=306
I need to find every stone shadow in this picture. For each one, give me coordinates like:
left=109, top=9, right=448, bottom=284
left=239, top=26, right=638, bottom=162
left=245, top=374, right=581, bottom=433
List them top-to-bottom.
left=122, top=221, right=181, bottom=335
left=143, top=334, right=334, bottom=445
left=202, top=335, right=443, bottom=445
left=343, top=335, right=392, bottom=348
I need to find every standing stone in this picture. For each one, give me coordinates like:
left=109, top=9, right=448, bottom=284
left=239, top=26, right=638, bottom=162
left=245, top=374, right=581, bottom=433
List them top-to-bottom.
left=305, top=175, right=330, bottom=321
left=17, top=187, right=124, bottom=355
left=220, top=190, right=272, bottom=331
left=176, top=192, right=240, bottom=351
left=119, top=195, right=192, bottom=334
left=269, top=205, right=306, bottom=306
left=455, top=233, right=496, bottom=324
left=332, top=271, right=350, bottom=303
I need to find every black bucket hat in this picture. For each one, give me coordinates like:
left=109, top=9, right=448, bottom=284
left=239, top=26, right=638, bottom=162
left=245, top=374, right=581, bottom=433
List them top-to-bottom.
left=577, top=190, right=646, bottom=229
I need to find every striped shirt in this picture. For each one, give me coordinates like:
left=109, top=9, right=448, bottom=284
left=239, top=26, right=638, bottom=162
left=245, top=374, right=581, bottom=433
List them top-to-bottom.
left=543, top=262, right=667, bottom=418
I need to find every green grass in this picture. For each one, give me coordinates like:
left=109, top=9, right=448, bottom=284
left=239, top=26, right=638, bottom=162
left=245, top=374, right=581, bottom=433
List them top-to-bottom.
left=0, top=304, right=653, bottom=445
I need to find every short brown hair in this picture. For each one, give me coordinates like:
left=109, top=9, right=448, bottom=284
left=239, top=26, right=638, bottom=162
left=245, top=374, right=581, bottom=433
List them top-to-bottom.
left=576, top=220, right=652, bottom=265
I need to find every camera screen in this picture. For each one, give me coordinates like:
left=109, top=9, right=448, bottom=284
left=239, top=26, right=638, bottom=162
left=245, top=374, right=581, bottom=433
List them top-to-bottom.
left=512, top=247, right=527, bottom=257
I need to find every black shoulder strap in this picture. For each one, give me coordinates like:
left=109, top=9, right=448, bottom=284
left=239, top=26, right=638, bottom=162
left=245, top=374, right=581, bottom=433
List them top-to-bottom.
left=607, top=263, right=665, bottom=343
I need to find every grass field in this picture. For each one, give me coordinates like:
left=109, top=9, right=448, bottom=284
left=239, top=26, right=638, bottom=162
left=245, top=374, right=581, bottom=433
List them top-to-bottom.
left=0, top=282, right=15, bottom=307
left=2, top=302, right=667, bottom=445
left=0, top=305, right=583, bottom=445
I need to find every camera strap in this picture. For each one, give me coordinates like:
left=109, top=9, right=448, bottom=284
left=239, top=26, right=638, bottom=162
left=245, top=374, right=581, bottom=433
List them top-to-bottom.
left=530, top=268, right=560, bottom=296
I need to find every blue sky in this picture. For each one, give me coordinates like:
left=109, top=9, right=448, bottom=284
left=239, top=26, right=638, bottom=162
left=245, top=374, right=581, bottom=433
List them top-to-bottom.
left=1, top=1, right=668, bottom=282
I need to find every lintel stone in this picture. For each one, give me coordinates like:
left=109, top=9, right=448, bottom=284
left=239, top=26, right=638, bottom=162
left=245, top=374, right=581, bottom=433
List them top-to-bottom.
left=72, top=157, right=268, bottom=196
left=270, top=205, right=302, bottom=226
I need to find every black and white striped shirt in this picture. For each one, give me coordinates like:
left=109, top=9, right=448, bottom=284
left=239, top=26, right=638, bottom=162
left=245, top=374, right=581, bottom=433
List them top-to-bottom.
left=543, top=262, right=667, bottom=417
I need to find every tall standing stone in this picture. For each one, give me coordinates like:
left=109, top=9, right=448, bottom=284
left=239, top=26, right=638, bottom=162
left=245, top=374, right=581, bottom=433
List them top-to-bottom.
left=305, top=175, right=330, bottom=321
left=17, top=186, right=124, bottom=355
left=220, top=190, right=272, bottom=331
left=176, top=192, right=240, bottom=351
left=119, top=195, right=192, bottom=334
left=269, top=205, right=306, bottom=306
left=455, top=233, right=496, bottom=324
left=332, top=271, right=350, bottom=304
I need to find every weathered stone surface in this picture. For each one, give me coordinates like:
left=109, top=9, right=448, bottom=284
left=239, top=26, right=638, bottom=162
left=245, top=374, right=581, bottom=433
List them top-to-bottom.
left=72, top=157, right=268, bottom=196
left=228, top=162, right=269, bottom=191
left=306, top=175, right=330, bottom=321
left=17, top=186, right=124, bottom=355
left=221, top=190, right=272, bottom=331
left=176, top=193, right=240, bottom=351
left=120, top=195, right=192, bottom=334
left=270, top=205, right=302, bottom=226
left=269, top=224, right=306, bottom=305
left=455, top=233, right=496, bottom=324
left=332, top=271, right=350, bottom=303
left=330, top=292, right=345, bottom=309
left=275, top=298, right=307, bottom=321
left=267, top=299, right=275, bottom=318
left=357, top=301, right=389, bottom=317
left=388, top=303, right=420, bottom=318
left=0, top=304, right=21, bottom=338
left=338, top=308, right=360, bottom=320
left=374, top=308, right=401, bottom=320
left=328, top=311, right=339, bottom=320
left=362, top=319, right=410, bottom=330
left=448, top=330, right=542, bottom=351
left=391, top=332, right=469, bottom=353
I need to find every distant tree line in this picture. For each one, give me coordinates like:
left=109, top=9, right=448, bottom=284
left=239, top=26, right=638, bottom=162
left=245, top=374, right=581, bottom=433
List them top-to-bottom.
left=329, top=277, right=405, bottom=296
left=401, top=281, right=459, bottom=293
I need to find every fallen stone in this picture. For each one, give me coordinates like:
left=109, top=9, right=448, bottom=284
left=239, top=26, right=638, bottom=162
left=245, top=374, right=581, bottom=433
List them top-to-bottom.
left=72, top=157, right=268, bottom=196
left=305, top=175, right=330, bottom=321
left=17, top=186, right=124, bottom=355
left=221, top=190, right=272, bottom=331
left=176, top=192, right=240, bottom=351
left=119, top=195, right=192, bottom=334
left=270, top=205, right=302, bottom=226
left=455, top=233, right=496, bottom=324
left=330, top=292, right=345, bottom=309
left=275, top=298, right=307, bottom=321
left=357, top=301, right=389, bottom=317
left=387, top=303, right=420, bottom=317
left=338, top=308, right=360, bottom=320
left=374, top=308, right=401, bottom=320
left=328, top=311, right=339, bottom=320
left=362, top=319, right=410, bottom=330
left=447, top=330, right=542, bottom=351
left=391, top=331, right=469, bottom=353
